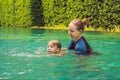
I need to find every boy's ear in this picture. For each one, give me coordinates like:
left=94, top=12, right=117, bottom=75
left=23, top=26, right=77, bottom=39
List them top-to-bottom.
left=56, top=48, right=60, bottom=52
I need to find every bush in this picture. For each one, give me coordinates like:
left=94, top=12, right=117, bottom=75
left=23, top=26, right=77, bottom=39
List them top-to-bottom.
left=0, top=0, right=120, bottom=31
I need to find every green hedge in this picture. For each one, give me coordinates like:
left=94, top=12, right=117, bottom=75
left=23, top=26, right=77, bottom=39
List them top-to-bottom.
left=0, top=0, right=120, bottom=30
left=0, top=0, right=31, bottom=27
left=31, top=0, right=44, bottom=26
left=42, top=0, right=120, bottom=30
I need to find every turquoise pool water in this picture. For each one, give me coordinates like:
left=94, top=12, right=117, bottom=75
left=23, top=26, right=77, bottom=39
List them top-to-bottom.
left=0, top=27, right=120, bottom=80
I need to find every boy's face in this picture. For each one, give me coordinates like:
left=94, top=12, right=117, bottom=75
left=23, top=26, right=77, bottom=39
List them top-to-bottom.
left=47, top=42, right=60, bottom=53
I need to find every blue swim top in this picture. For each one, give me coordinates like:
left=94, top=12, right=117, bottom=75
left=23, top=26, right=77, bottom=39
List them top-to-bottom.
left=68, top=36, right=91, bottom=55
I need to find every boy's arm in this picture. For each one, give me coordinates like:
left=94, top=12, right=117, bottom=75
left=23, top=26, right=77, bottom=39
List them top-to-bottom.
left=61, top=48, right=67, bottom=51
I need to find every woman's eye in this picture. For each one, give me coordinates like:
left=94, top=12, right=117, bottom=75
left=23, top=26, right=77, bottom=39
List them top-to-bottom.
left=70, top=30, right=74, bottom=32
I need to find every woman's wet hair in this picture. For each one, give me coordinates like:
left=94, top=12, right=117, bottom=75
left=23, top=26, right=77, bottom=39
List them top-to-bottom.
left=70, top=19, right=88, bottom=32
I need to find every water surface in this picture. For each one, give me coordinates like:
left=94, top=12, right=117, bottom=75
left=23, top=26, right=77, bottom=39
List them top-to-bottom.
left=0, top=27, right=120, bottom=80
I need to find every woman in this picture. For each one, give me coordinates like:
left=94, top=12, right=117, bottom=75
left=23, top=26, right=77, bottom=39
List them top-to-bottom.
left=67, top=19, right=92, bottom=55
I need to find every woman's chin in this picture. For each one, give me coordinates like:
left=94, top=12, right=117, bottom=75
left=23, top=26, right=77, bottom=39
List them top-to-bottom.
left=70, top=36, right=73, bottom=38
left=71, top=37, right=74, bottom=39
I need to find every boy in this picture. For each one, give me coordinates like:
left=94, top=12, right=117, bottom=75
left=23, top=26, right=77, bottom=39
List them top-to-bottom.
left=47, top=40, right=67, bottom=56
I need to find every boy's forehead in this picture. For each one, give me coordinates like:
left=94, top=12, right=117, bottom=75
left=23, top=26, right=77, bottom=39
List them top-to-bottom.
left=48, top=42, right=54, bottom=45
left=48, top=43, right=55, bottom=46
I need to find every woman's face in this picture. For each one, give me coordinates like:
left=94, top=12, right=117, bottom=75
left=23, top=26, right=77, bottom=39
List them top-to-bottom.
left=68, top=23, right=81, bottom=40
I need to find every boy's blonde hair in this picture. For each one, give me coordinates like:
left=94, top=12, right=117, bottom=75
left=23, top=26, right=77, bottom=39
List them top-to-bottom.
left=48, top=40, right=61, bottom=49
